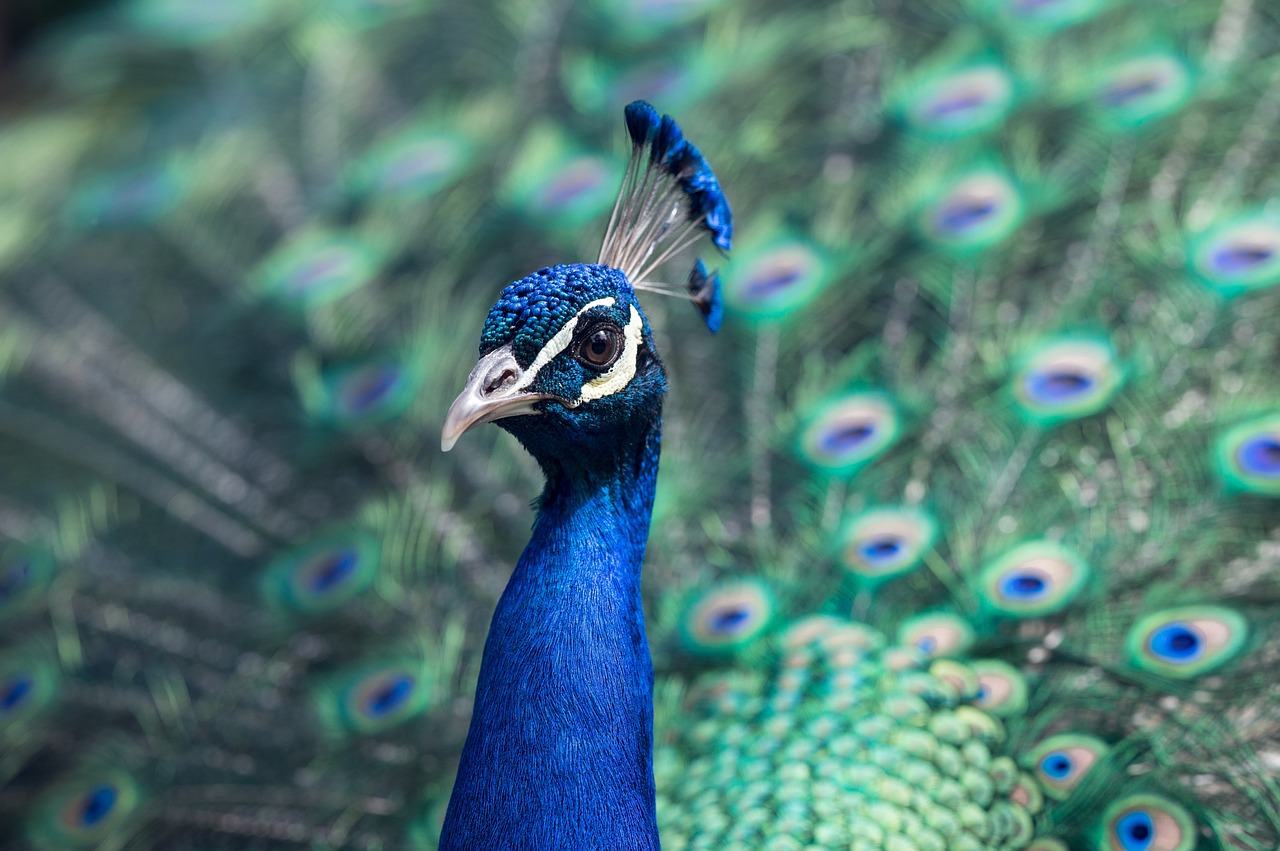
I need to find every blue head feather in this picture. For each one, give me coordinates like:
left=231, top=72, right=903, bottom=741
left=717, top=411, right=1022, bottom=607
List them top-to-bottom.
left=624, top=101, right=661, bottom=147
left=650, top=113, right=686, bottom=167
left=651, top=117, right=733, bottom=252
left=667, top=141, right=732, bottom=251
left=688, top=259, right=724, bottom=333
left=476, top=264, right=666, bottom=469
left=480, top=265, right=635, bottom=366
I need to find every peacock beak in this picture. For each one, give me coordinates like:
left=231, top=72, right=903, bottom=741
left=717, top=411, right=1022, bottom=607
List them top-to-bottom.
left=441, top=345, right=554, bottom=452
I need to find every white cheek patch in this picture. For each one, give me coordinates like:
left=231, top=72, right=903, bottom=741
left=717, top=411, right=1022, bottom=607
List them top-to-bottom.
left=517, top=297, right=615, bottom=391
left=579, top=305, right=643, bottom=403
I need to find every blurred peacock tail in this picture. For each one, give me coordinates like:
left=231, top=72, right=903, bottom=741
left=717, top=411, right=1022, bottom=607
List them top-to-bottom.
left=0, top=0, right=1279, bottom=849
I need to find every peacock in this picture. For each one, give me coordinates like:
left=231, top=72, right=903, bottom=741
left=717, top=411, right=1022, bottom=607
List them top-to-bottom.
left=1, top=0, right=1279, bottom=849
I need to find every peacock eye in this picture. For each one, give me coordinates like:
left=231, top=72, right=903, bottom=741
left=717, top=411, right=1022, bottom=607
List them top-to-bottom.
left=575, top=324, right=623, bottom=371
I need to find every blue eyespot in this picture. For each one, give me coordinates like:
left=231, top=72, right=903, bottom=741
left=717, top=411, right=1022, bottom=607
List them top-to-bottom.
left=1092, top=54, right=1192, bottom=128
left=902, top=65, right=1016, bottom=138
left=1100, top=77, right=1162, bottom=107
left=926, top=91, right=987, bottom=120
left=349, top=124, right=472, bottom=200
left=529, top=157, right=609, bottom=213
left=920, top=169, right=1023, bottom=250
left=936, top=197, right=998, bottom=233
left=1190, top=215, right=1280, bottom=294
left=254, top=231, right=383, bottom=309
left=723, top=240, right=829, bottom=319
left=1212, top=243, right=1273, bottom=273
left=746, top=267, right=803, bottom=300
left=1012, top=338, right=1120, bottom=422
left=311, top=358, right=421, bottom=429
left=337, top=363, right=404, bottom=416
left=1025, top=370, right=1095, bottom=403
left=798, top=392, right=900, bottom=474
left=1217, top=415, right=1280, bottom=494
left=819, top=422, right=876, bottom=454
left=1237, top=436, right=1280, bottom=478
left=838, top=507, right=937, bottom=582
left=262, top=532, right=380, bottom=615
left=860, top=536, right=905, bottom=564
left=980, top=542, right=1089, bottom=617
left=0, top=547, right=53, bottom=615
left=306, top=548, right=358, bottom=593
left=0, top=558, right=31, bottom=602
left=999, top=571, right=1049, bottom=601
left=680, top=580, right=775, bottom=655
left=1127, top=606, right=1246, bottom=678
left=708, top=607, right=751, bottom=634
left=1147, top=623, right=1202, bottom=663
left=915, top=636, right=937, bottom=653
left=0, top=656, right=57, bottom=726
left=332, top=664, right=431, bottom=734
left=365, top=674, right=415, bottom=717
left=1, top=675, right=32, bottom=713
left=1030, top=734, right=1109, bottom=798
left=1040, top=751, right=1073, bottom=780
left=38, top=771, right=140, bottom=844
left=76, top=785, right=118, bottom=828
left=1100, top=795, right=1194, bottom=851
left=1115, top=811, right=1155, bottom=851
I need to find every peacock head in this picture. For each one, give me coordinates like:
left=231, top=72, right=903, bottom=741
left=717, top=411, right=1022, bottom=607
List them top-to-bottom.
left=441, top=263, right=666, bottom=464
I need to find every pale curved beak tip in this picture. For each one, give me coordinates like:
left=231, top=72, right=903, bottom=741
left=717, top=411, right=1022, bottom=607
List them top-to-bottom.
left=440, top=345, right=548, bottom=453
left=440, top=392, right=477, bottom=453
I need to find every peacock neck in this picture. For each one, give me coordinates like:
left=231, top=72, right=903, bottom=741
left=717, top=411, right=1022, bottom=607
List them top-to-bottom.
left=440, top=419, right=662, bottom=851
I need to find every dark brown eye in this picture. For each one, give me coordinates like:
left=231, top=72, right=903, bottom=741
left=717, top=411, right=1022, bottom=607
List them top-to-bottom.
left=575, top=325, right=623, bottom=370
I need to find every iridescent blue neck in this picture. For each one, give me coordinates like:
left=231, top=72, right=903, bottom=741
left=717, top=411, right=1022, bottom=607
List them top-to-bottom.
left=440, top=420, right=662, bottom=851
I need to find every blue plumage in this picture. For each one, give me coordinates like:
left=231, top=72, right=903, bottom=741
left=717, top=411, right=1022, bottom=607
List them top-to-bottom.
left=439, top=103, right=730, bottom=848
left=687, top=259, right=723, bottom=332
left=480, top=265, right=632, bottom=367
left=441, top=270, right=666, bottom=850
left=439, top=419, right=663, bottom=849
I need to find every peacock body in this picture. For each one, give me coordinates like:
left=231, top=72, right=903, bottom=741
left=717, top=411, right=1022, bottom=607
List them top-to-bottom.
left=1, top=0, right=1279, bottom=849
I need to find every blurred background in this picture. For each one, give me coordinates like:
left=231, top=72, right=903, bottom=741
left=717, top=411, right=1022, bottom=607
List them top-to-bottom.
left=0, top=0, right=1278, bottom=848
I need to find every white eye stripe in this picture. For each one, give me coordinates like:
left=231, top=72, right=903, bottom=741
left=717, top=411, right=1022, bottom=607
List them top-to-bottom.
left=518, top=297, right=615, bottom=391
left=579, top=306, right=642, bottom=402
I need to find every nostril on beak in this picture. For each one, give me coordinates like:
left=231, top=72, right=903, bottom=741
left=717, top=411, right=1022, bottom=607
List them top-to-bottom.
left=483, top=367, right=518, bottom=396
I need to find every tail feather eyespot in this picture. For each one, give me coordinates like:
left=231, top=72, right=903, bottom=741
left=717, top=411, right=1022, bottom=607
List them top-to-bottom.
left=1125, top=606, right=1247, bottom=678
left=1099, top=795, right=1196, bottom=851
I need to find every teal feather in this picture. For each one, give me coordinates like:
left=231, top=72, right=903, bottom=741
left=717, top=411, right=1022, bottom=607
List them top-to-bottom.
left=1, top=0, right=1279, bottom=849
